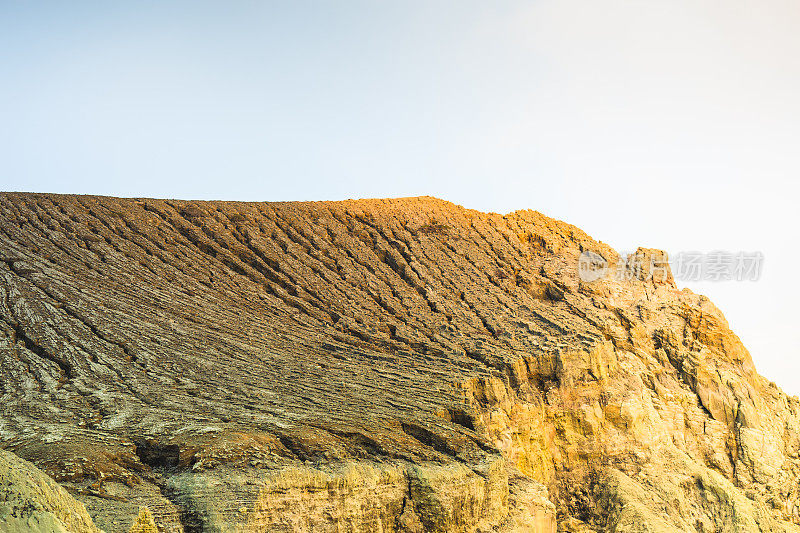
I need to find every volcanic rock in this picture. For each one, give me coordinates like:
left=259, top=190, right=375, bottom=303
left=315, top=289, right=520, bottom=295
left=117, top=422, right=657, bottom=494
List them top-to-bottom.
left=0, top=193, right=798, bottom=532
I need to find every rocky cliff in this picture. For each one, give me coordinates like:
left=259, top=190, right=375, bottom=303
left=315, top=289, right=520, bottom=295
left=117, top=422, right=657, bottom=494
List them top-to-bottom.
left=0, top=192, right=798, bottom=532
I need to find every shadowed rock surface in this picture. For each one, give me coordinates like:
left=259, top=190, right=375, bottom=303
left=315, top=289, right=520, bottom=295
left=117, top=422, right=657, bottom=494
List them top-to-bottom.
left=0, top=192, right=798, bottom=532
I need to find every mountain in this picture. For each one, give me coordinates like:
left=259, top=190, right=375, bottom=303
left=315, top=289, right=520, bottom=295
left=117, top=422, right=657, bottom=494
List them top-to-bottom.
left=1, top=193, right=798, bottom=532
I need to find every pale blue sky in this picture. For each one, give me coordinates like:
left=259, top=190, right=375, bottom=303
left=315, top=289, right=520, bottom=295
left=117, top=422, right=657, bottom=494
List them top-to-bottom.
left=2, top=1, right=798, bottom=393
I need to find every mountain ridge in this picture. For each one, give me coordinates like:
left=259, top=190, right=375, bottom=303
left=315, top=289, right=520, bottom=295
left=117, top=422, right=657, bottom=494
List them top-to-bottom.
left=0, top=192, right=797, bottom=532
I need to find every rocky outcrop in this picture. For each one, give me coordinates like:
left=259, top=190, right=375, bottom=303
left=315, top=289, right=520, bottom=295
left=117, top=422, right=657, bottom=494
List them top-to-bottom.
left=0, top=192, right=797, bottom=531
left=0, top=447, right=100, bottom=533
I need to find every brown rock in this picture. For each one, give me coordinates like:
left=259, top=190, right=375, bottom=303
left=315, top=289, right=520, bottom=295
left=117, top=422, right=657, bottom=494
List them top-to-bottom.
left=0, top=193, right=797, bottom=531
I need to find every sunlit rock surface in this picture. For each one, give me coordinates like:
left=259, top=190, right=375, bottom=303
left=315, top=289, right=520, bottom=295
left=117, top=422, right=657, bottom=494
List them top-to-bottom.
left=0, top=193, right=797, bottom=532
left=0, top=447, right=100, bottom=532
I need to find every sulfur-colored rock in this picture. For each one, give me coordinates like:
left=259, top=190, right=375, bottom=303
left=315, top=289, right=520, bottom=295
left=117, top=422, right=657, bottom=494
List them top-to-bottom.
left=0, top=193, right=798, bottom=531
left=0, top=447, right=101, bottom=533
left=128, top=507, right=158, bottom=533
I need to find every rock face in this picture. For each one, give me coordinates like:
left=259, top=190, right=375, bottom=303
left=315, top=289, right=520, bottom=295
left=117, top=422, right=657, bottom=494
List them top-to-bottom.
left=0, top=192, right=797, bottom=532
left=0, top=447, right=100, bottom=533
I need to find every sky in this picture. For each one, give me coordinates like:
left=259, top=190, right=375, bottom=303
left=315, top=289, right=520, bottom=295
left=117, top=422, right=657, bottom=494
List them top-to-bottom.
left=1, top=1, right=798, bottom=394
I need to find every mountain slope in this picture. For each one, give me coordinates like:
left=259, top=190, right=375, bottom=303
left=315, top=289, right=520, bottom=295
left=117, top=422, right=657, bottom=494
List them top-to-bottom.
left=0, top=192, right=797, bottom=532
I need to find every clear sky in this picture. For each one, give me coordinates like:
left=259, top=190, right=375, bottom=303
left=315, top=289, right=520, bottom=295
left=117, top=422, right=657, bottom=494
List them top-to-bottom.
left=2, top=1, right=798, bottom=394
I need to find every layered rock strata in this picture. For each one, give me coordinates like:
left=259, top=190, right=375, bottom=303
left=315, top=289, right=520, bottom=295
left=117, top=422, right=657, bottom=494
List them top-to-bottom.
left=0, top=193, right=797, bottom=531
